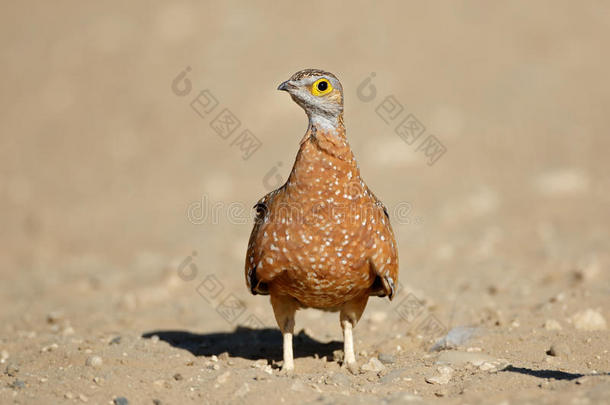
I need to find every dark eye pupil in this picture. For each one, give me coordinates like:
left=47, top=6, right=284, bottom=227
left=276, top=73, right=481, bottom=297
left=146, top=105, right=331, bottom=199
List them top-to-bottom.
left=317, top=81, right=328, bottom=91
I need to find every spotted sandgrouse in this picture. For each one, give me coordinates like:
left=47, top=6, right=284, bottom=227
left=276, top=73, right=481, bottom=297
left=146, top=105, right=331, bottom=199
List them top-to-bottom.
left=245, top=69, right=398, bottom=371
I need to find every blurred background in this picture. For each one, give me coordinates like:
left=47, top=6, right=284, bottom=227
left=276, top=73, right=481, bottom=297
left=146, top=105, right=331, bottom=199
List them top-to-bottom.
left=0, top=1, right=608, bottom=403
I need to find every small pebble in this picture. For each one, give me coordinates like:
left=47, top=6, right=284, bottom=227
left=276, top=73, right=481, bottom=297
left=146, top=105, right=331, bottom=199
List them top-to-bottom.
left=572, top=258, right=600, bottom=282
left=549, top=293, right=565, bottom=303
left=571, top=309, right=607, bottom=331
left=47, top=311, right=63, bottom=324
left=543, top=319, right=562, bottom=331
left=431, top=326, right=479, bottom=351
left=109, top=336, right=122, bottom=345
left=41, top=343, right=58, bottom=352
left=547, top=343, right=571, bottom=357
left=1, top=350, right=10, bottom=363
left=332, top=350, right=344, bottom=363
left=218, top=352, right=229, bottom=361
left=378, top=353, right=396, bottom=364
left=86, top=355, right=103, bottom=368
left=361, top=357, right=385, bottom=373
left=251, top=359, right=267, bottom=368
left=478, top=362, right=497, bottom=371
left=5, top=363, right=19, bottom=377
left=425, top=366, right=453, bottom=385
left=380, top=368, right=405, bottom=384
left=327, top=372, right=350, bottom=386
left=173, top=373, right=183, bottom=381
left=10, top=379, right=26, bottom=390
left=153, top=380, right=170, bottom=389
left=65, top=392, right=74, bottom=399
left=79, top=393, right=88, bottom=402
left=114, top=397, right=129, bottom=405
left=152, top=400, right=162, bottom=405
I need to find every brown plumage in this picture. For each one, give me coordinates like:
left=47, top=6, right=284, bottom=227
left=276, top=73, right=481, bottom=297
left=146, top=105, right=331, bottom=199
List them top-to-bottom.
left=245, top=69, right=398, bottom=371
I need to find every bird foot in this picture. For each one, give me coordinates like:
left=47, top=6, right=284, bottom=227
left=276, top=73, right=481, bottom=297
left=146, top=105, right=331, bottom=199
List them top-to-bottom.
left=343, top=361, right=359, bottom=375
left=278, top=363, right=294, bottom=375
left=278, top=368, right=294, bottom=376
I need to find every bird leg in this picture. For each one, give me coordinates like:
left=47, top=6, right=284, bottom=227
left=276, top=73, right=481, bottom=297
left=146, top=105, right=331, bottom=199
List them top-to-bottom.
left=270, top=294, right=298, bottom=371
left=339, top=294, right=369, bottom=372
left=342, top=319, right=356, bottom=364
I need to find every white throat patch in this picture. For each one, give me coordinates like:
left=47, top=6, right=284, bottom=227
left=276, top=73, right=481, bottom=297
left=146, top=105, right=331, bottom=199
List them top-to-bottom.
left=309, top=114, right=338, bottom=134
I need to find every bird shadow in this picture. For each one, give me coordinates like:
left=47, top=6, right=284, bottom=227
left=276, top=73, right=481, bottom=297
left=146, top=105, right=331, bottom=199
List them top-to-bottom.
left=142, top=327, right=342, bottom=362
left=501, top=365, right=609, bottom=381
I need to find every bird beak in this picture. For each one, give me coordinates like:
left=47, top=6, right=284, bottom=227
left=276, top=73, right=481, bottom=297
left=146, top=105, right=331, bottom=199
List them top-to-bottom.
left=277, top=80, right=297, bottom=92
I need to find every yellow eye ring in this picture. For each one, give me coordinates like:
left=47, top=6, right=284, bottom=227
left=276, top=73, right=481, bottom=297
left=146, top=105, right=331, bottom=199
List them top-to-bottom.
left=311, top=78, right=333, bottom=96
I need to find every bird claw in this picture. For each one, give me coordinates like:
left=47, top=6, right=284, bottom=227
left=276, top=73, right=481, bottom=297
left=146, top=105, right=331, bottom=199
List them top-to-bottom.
left=344, top=361, right=359, bottom=375
left=278, top=366, right=294, bottom=376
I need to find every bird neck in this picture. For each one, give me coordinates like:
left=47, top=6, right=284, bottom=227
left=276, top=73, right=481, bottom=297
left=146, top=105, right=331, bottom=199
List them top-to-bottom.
left=308, top=112, right=343, bottom=134
left=301, top=113, right=351, bottom=159
left=286, top=115, right=360, bottom=198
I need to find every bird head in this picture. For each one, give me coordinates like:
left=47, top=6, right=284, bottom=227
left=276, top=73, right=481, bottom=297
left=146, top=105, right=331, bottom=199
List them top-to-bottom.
left=278, top=69, right=344, bottom=126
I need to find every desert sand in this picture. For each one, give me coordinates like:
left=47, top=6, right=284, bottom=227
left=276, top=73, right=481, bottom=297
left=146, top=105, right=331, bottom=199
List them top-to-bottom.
left=1, top=2, right=609, bottom=404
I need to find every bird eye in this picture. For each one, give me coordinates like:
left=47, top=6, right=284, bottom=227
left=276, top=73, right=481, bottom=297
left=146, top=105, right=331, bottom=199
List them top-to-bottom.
left=311, top=78, right=333, bottom=96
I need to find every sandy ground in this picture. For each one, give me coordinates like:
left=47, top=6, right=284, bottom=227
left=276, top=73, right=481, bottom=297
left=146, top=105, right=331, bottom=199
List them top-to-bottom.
left=1, top=1, right=609, bottom=404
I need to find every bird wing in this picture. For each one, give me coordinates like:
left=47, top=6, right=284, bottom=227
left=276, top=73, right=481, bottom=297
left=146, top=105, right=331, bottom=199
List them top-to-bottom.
left=364, top=187, right=399, bottom=300
left=244, top=188, right=284, bottom=295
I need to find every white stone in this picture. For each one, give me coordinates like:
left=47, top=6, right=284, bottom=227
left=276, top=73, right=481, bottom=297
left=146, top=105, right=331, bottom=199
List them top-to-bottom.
left=571, top=309, right=607, bottom=331
left=543, top=319, right=562, bottom=331
left=41, top=343, right=59, bottom=353
left=85, top=356, right=103, bottom=368
left=361, top=357, right=385, bottom=373
left=425, top=366, right=453, bottom=384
